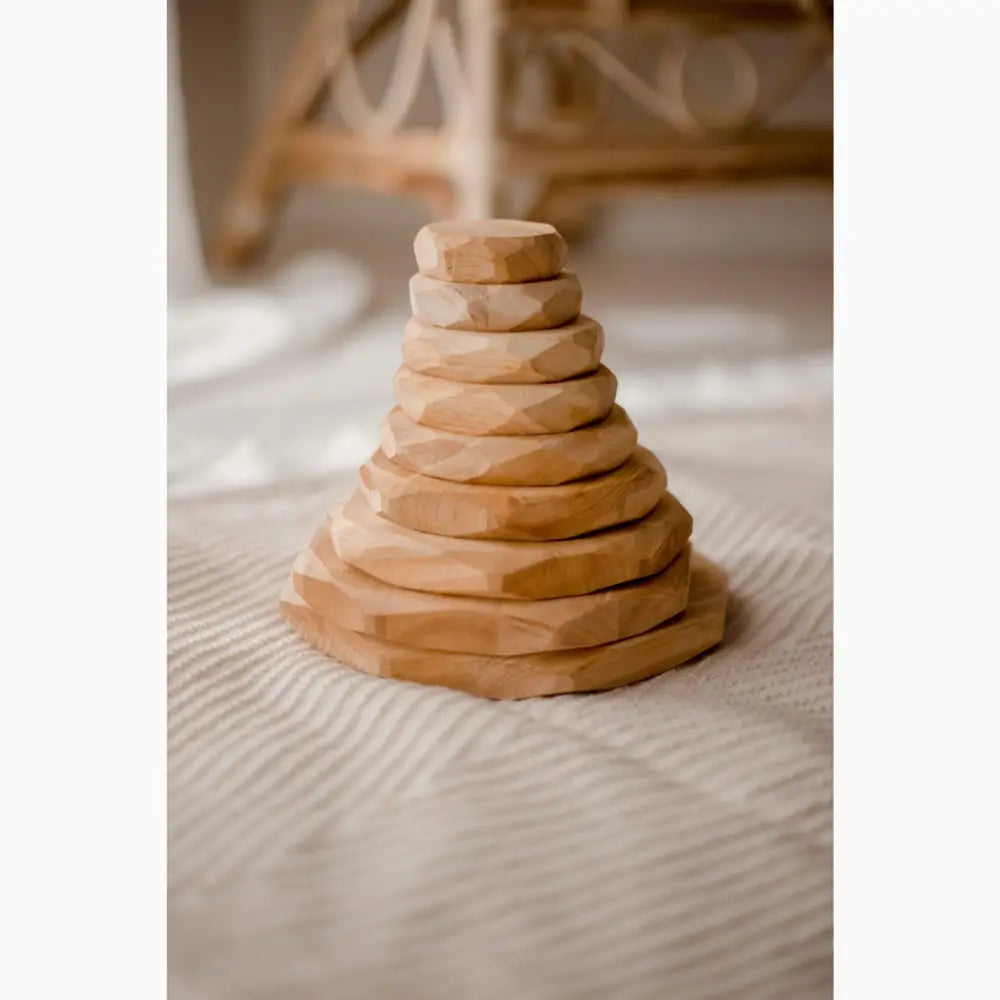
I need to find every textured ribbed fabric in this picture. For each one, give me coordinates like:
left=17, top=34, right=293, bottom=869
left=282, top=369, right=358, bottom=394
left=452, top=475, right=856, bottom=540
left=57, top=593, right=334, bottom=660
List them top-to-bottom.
left=168, top=407, right=831, bottom=999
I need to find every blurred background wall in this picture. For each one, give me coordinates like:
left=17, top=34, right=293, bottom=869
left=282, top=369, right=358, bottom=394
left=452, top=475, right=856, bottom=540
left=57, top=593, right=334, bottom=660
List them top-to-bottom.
left=175, top=0, right=831, bottom=264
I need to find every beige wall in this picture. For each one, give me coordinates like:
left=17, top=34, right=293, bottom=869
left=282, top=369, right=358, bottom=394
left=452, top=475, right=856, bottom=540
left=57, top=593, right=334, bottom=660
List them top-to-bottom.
left=175, top=1, right=832, bottom=259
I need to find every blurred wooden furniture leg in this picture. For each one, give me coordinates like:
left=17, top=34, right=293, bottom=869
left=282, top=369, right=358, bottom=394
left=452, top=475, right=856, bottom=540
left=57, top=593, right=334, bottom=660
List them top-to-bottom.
left=452, top=0, right=499, bottom=218
left=211, top=1, right=354, bottom=268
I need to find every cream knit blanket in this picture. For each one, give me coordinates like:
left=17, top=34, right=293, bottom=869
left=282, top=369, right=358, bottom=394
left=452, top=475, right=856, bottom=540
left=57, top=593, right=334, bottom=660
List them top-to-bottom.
left=169, top=258, right=831, bottom=999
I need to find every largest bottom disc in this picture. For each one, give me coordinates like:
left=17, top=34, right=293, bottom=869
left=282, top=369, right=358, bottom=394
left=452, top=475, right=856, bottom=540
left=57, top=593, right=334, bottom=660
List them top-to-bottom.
left=280, top=554, right=727, bottom=700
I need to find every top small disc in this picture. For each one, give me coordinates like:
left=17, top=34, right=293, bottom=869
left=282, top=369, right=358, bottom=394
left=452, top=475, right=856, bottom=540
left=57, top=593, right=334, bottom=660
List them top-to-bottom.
left=414, top=219, right=568, bottom=284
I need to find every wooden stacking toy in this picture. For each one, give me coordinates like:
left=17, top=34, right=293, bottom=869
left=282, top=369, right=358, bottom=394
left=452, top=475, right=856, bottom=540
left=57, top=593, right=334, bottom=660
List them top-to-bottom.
left=281, top=219, right=727, bottom=699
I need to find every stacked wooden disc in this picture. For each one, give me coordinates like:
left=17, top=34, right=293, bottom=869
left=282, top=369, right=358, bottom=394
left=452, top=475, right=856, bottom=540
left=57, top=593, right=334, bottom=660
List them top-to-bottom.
left=281, top=219, right=727, bottom=699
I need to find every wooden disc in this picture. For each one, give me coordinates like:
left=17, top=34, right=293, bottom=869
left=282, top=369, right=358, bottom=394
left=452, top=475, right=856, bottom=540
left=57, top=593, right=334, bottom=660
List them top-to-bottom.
left=413, top=219, right=568, bottom=284
left=409, top=270, right=582, bottom=331
left=401, top=314, right=604, bottom=384
left=393, top=364, right=616, bottom=436
left=380, top=404, right=638, bottom=486
left=359, top=446, right=666, bottom=540
left=330, top=490, right=692, bottom=599
left=292, top=525, right=692, bottom=654
left=280, top=553, right=727, bottom=699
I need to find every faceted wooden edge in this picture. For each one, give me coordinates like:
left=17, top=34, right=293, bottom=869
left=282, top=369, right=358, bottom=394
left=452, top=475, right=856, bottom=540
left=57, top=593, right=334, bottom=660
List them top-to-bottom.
left=413, top=219, right=568, bottom=284
left=409, top=270, right=582, bottom=332
left=401, top=315, right=604, bottom=385
left=393, top=364, right=617, bottom=436
left=380, top=403, right=638, bottom=486
left=359, top=446, right=666, bottom=540
left=329, top=490, right=693, bottom=600
left=292, top=523, right=692, bottom=654
left=279, top=553, right=727, bottom=699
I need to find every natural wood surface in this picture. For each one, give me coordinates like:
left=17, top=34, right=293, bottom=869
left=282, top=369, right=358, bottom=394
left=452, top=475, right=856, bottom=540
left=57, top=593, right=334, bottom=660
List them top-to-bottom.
left=277, top=217, right=732, bottom=694
left=413, top=219, right=568, bottom=284
left=409, top=270, right=582, bottom=331
left=401, top=314, right=604, bottom=385
left=393, top=364, right=616, bottom=435
left=380, top=404, right=638, bottom=485
left=359, top=446, right=666, bottom=540
left=330, top=490, right=692, bottom=599
left=293, top=525, right=692, bottom=654
left=280, top=553, right=727, bottom=699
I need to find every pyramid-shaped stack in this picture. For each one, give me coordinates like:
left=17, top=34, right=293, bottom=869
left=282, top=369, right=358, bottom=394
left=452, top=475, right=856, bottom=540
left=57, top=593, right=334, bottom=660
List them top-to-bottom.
left=281, top=220, right=727, bottom=699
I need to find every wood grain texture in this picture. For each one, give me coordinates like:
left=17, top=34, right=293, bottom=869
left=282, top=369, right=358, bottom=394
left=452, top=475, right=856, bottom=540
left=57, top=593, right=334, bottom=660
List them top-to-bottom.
left=277, top=217, right=731, bottom=696
left=413, top=219, right=568, bottom=284
left=409, top=271, right=582, bottom=331
left=401, top=314, right=604, bottom=384
left=393, top=364, right=616, bottom=435
left=380, top=404, right=638, bottom=486
left=359, top=446, right=666, bottom=540
left=330, top=490, right=692, bottom=599
left=293, top=525, right=692, bottom=654
left=280, top=553, right=727, bottom=699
